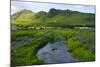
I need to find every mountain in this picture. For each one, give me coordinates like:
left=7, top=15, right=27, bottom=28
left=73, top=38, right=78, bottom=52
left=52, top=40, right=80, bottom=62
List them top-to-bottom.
left=11, top=8, right=95, bottom=27
left=11, top=9, right=35, bottom=25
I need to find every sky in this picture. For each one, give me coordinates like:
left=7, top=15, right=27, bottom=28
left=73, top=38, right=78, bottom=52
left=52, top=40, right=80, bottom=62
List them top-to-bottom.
left=11, top=1, right=95, bottom=14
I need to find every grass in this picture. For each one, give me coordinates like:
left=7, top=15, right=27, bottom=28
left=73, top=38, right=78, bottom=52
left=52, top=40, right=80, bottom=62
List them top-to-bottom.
left=11, top=8, right=95, bottom=66
left=11, top=29, right=95, bottom=66
left=11, top=31, right=56, bottom=66
left=11, top=38, right=45, bottom=66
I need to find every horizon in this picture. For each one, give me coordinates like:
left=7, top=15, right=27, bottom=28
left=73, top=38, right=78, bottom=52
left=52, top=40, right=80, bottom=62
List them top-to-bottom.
left=11, top=1, right=95, bottom=15
left=11, top=8, right=95, bottom=15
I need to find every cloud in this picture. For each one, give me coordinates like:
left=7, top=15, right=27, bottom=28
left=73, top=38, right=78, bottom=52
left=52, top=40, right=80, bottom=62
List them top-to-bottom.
left=11, top=0, right=95, bottom=14
left=11, top=5, right=16, bottom=11
left=11, top=5, right=17, bottom=14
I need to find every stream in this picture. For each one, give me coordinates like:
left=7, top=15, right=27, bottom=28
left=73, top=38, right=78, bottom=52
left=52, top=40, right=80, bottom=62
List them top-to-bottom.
left=36, top=36, right=78, bottom=64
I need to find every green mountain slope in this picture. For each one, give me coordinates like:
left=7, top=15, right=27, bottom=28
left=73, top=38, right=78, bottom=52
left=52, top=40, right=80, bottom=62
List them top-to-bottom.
left=11, top=8, right=95, bottom=26
left=11, top=9, right=35, bottom=25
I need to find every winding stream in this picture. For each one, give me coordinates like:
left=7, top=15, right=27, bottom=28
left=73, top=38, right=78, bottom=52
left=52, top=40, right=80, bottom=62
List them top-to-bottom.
left=36, top=36, right=78, bottom=64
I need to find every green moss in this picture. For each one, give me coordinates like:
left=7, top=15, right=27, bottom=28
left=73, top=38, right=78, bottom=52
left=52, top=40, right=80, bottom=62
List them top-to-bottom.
left=11, top=29, right=95, bottom=66
left=11, top=31, right=58, bottom=66
left=67, top=38, right=81, bottom=51
left=71, top=47, right=95, bottom=61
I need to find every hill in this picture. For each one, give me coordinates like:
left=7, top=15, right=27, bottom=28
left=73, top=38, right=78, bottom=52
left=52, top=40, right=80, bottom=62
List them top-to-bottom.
left=11, top=8, right=95, bottom=27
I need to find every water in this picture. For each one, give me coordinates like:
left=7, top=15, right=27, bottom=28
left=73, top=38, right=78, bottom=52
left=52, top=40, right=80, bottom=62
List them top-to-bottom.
left=11, top=26, right=94, bottom=30
left=74, top=27, right=94, bottom=30
left=36, top=36, right=77, bottom=64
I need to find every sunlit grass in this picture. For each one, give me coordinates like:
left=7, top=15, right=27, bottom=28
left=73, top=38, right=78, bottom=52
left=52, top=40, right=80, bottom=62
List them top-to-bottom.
left=11, top=29, right=95, bottom=66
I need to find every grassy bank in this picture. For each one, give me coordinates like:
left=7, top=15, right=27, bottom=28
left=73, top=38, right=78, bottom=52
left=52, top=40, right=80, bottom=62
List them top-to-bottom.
left=11, top=29, right=95, bottom=66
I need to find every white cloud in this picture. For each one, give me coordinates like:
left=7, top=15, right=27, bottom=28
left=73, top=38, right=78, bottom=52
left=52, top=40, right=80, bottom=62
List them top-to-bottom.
left=11, top=0, right=95, bottom=5
left=11, top=0, right=95, bottom=14
left=11, top=5, right=16, bottom=11
left=11, top=5, right=17, bottom=14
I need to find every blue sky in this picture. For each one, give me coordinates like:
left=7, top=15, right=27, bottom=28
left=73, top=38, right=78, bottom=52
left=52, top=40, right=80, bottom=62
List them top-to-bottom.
left=11, top=1, right=95, bottom=14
